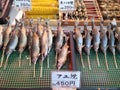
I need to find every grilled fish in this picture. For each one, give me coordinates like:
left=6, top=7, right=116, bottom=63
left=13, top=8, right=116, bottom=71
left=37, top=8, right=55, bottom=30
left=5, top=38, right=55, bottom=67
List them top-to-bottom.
left=37, top=18, right=43, bottom=38
left=18, top=21, right=27, bottom=67
left=0, top=23, right=12, bottom=67
left=74, top=25, right=85, bottom=68
left=115, top=27, right=120, bottom=53
left=4, top=30, right=18, bottom=69
left=31, top=32, right=40, bottom=77
left=57, top=41, right=69, bottom=70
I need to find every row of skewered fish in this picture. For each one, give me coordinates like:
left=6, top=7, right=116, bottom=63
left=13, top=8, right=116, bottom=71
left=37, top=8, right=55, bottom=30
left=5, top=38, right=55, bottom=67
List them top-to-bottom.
left=0, top=18, right=69, bottom=78
left=73, top=18, right=120, bottom=70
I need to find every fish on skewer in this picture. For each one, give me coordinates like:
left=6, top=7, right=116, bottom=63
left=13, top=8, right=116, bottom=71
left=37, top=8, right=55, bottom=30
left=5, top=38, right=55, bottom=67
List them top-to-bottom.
left=91, top=18, right=100, bottom=67
left=27, top=19, right=33, bottom=66
left=45, top=19, right=53, bottom=68
left=18, top=20, right=27, bottom=67
left=55, top=20, right=65, bottom=66
left=73, top=20, right=85, bottom=68
left=108, top=20, right=118, bottom=69
left=0, top=21, right=12, bottom=67
left=84, top=21, right=92, bottom=70
left=100, top=21, right=109, bottom=71
left=0, top=25, right=3, bottom=49
left=115, top=27, right=120, bottom=53
left=40, top=29, right=48, bottom=78
left=4, top=30, right=18, bottom=69
left=31, top=31, right=40, bottom=77
left=57, top=38, right=70, bottom=70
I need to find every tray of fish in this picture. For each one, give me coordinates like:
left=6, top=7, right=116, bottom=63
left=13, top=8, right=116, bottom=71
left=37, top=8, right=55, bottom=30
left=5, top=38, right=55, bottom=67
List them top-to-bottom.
left=62, top=0, right=102, bottom=20
left=97, top=0, right=120, bottom=20
left=0, top=18, right=72, bottom=88
left=72, top=19, right=120, bottom=88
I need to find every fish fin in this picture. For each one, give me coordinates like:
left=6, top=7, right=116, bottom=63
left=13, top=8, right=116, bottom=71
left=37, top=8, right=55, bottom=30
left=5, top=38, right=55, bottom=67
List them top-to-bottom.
left=82, top=45, right=85, bottom=48
left=67, top=51, right=71, bottom=54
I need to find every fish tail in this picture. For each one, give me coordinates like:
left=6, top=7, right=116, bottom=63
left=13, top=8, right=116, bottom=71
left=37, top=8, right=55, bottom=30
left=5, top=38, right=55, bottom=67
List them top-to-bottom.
left=0, top=47, right=5, bottom=67
left=113, top=53, right=118, bottom=69
left=4, top=54, right=10, bottom=70
left=80, top=54, right=85, bottom=68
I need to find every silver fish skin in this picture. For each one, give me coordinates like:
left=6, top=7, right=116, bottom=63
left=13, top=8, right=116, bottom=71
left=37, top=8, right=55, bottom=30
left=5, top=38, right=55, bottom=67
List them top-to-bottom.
left=0, top=25, right=3, bottom=49
left=18, top=25, right=27, bottom=53
left=47, top=26, right=53, bottom=53
left=55, top=26, right=65, bottom=52
left=116, top=27, right=120, bottom=53
left=74, top=28, right=83, bottom=55
left=93, top=28, right=100, bottom=52
left=100, top=28, right=108, bottom=54
left=41, top=30, right=48, bottom=62
left=84, top=30, right=92, bottom=56
left=109, top=30, right=115, bottom=55
left=6, top=31, right=18, bottom=56
left=31, top=32, right=40, bottom=64
left=57, top=42, right=69, bottom=70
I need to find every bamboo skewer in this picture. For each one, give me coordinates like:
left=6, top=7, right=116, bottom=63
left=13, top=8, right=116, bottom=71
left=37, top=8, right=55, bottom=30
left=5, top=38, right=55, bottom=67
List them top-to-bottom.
left=0, top=48, right=5, bottom=67
left=96, top=51, right=100, bottom=67
left=18, top=53, right=22, bottom=67
left=104, top=53, right=109, bottom=71
left=4, top=54, right=10, bottom=70
left=80, top=54, right=85, bottom=68
left=113, top=54, right=118, bottom=69
left=47, top=55, right=50, bottom=68
left=87, top=55, right=91, bottom=70
left=40, top=61, right=43, bottom=78
left=33, top=64, right=36, bottom=77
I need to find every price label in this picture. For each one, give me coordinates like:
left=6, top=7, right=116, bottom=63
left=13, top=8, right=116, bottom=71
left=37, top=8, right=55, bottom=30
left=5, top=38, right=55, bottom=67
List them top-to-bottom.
left=14, top=0, right=31, bottom=10
left=59, top=0, right=75, bottom=12
left=51, top=71, right=81, bottom=88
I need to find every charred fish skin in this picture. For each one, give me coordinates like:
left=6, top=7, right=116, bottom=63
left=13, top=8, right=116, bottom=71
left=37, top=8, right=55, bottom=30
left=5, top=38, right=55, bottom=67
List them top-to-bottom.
left=0, top=25, right=3, bottom=49
left=31, top=32, right=40, bottom=64
left=57, top=42, right=69, bottom=70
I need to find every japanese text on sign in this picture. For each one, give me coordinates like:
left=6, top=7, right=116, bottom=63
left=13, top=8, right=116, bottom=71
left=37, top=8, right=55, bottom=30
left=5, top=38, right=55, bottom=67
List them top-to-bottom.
left=14, top=0, right=31, bottom=10
left=59, top=0, right=75, bottom=12
left=51, top=71, right=81, bottom=88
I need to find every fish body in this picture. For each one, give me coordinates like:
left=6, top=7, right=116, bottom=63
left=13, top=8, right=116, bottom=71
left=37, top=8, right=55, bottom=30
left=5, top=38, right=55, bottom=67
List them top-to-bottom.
left=37, top=19, right=43, bottom=38
left=0, top=25, right=3, bottom=49
left=3, top=25, right=12, bottom=48
left=18, top=26, right=27, bottom=53
left=47, top=26, right=53, bottom=53
left=116, top=27, right=120, bottom=53
left=74, top=28, right=83, bottom=55
left=93, top=28, right=100, bottom=52
left=100, top=28, right=108, bottom=55
left=41, top=30, right=48, bottom=61
left=84, top=30, right=92, bottom=56
left=6, top=31, right=18, bottom=56
left=31, top=32, right=40, bottom=64
left=57, top=42, right=69, bottom=70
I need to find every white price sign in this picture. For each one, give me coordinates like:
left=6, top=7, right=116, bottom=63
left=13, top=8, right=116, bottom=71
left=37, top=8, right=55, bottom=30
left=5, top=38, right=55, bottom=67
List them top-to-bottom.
left=14, top=0, right=31, bottom=10
left=59, top=0, right=75, bottom=12
left=51, top=71, right=81, bottom=88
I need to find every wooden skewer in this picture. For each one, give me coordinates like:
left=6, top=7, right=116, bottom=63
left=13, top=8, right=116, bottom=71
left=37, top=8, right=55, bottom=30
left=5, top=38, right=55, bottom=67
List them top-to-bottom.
left=0, top=48, right=5, bottom=67
left=96, top=51, right=100, bottom=67
left=19, top=53, right=22, bottom=67
left=104, top=53, right=109, bottom=71
left=4, top=54, right=10, bottom=70
left=80, top=54, right=85, bottom=68
left=113, top=54, right=118, bottom=69
left=47, top=55, right=50, bottom=68
left=87, top=55, right=91, bottom=70
left=29, top=56, right=31, bottom=66
left=40, top=61, right=43, bottom=78
left=33, top=64, right=36, bottom=78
